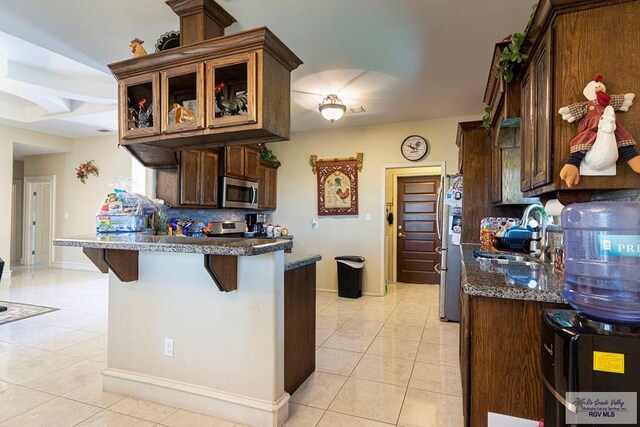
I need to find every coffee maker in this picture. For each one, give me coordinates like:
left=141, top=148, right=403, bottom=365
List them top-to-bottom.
left=246, top=214, right=268, bottom=236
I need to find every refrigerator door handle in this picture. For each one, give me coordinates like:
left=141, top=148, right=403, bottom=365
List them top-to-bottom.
left=436, top=180, right=444, bottom=240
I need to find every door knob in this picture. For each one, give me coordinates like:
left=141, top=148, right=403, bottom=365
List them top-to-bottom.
left=398, top=225, right=403, bottom=230
left=398, top=232, right=405, bottom=237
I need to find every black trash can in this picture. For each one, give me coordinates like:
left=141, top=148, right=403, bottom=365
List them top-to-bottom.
left=335, top=256, right=365, bottom=299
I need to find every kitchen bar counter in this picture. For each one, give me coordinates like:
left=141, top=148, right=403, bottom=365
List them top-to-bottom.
left=54, top=232, right=318, bottom=426
left=54, top=233, right=293, bottom=256
left=460, top=243, right=566, bottom=304
left=284, top=253, right=321, bottom=271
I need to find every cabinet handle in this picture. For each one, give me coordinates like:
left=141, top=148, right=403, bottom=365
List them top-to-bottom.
left=436, top=247, right=442, bottom=255
left=434, top=263, right=441, bottom=274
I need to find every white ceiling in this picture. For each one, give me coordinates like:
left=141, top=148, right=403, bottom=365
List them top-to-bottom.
left=0, top=0, right=533, bottom=138
left=12, top=141, right=69, bottom=161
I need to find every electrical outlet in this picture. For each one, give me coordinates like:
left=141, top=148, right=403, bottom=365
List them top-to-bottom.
left=365, top=213, right=371, bottom=221
left=312, top=218, right=318, bottom=229
left=164, top=338, right=174, bottom=357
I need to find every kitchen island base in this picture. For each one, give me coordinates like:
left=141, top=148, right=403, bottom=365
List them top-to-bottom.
left=104, top=250, right=288, bottom=426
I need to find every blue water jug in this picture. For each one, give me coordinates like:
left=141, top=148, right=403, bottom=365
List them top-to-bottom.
left=562, top=201, right=640, bottom=323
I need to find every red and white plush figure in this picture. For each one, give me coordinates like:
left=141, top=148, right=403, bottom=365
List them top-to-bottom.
left=558, top=75, right=640, bottom=187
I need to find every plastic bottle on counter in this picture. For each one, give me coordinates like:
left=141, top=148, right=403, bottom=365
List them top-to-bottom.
left=562, top=201, right=640, bottom=323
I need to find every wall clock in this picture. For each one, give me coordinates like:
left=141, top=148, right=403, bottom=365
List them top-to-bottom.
left=401, top=135, right=429, bottom=161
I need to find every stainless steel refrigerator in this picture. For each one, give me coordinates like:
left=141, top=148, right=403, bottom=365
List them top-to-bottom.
left=437, top=174, right=462, bottom=322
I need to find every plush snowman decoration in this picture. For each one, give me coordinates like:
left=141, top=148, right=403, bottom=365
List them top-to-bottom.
left=558, top=75, right=640, bottom=187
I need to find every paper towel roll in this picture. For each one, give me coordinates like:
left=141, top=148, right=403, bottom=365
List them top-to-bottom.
left=545, top=199, right=565, bottom=217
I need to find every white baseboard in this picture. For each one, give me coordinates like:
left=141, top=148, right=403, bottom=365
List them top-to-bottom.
left=50, top=261, right=100, bottom=272
left=103, top=368, right=290, bottom=427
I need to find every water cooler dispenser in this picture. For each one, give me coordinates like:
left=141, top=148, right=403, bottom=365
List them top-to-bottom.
left=542, top=202, right=640, bottom=426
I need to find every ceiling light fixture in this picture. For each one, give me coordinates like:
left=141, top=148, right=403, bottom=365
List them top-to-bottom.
left=318, top=94, right=346, bottom=123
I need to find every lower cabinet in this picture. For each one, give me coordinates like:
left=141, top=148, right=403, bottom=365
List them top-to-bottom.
left=156, top=150, right=219, bottom=208
left=258, top=162, right=277, bottom=211
left=284, top=263, right=316, bottom=393
left=460, top=293, right=567, bottom=427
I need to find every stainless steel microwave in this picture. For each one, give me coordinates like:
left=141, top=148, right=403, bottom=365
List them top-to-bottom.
left=220, top=176, right=259, bottom=209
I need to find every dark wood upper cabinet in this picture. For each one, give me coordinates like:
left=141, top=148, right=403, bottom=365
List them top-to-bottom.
left=108, top=0, right=302, bottom=169
left=515, top=0, right=640, bottom=201
left=531, top=31, right=552, bottom=189
left=206, top=52, right=257, bottom=129
left=161, top=63, right=205, bottom=134
left=520, top=67, right=534, bottom=192
left=119, top=74, right=161, bottom=140
left=491, top=143, right=502, bottom=204
left=222, top=145, right=260, bottom=180
left=224, top=146, right=245, bottom=178
left=244, top=148, right=260, bottom=181
left=157, top=150, right=219, bottom=208
left=179, top=151, right=202, bottom=206
left=200, top=151, right=219, bottom=207
left=258, top=162, right=277, bottom=211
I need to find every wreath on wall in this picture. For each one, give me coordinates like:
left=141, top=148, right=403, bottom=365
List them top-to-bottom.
left=76, top=160, right=99, bottom=184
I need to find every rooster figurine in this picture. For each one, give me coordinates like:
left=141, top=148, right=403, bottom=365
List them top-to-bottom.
left=129, top=38, right=148, bottom=58
left=558, top=75, right=640, bottom=187
left=214, top=82, right=248, bottom=116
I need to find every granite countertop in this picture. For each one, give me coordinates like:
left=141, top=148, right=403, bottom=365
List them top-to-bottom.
left=53, top=234, right=293, bottom=256
left=461, top=243, right=567, bottom=303
left=284, top=253, right=321, bottom=272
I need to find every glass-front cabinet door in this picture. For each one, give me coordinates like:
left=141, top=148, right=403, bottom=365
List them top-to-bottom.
left=206, top=52, right=257, bottom=128
left=161, top=64, right=205, bottom=134
left=119, top=74, right=160, bottom=139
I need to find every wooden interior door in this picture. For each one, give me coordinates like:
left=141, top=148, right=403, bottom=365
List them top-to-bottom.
left=396, top=176, right=441, bottom=284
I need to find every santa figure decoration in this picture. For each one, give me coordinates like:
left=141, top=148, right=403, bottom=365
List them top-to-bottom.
left=558, top=75, right=640, bottom=187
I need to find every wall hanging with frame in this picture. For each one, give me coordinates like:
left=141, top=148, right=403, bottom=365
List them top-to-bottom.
left=309, top=153, right=363, bottom=216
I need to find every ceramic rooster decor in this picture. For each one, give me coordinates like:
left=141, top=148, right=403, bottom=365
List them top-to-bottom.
left=129, top=38, right=148, bottom=58
left=558, top=75, right=640, bottom=187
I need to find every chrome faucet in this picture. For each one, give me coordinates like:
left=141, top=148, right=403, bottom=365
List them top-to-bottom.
left=521, top=204, right=549, bottom=260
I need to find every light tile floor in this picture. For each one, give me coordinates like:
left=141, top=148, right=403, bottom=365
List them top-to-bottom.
left=0, top=268, right=462, bottom=426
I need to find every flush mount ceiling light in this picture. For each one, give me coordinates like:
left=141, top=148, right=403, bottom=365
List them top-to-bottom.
left=318, top=94, right=346, bottom=123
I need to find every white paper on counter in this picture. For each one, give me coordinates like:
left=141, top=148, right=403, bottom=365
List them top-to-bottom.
left=451, top=233, right=461, bottom=245
left=488, top=413, right=539, bottom=427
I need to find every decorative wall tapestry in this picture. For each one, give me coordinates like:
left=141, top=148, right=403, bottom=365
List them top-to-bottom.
left=310, top=153, right=363, bottom=216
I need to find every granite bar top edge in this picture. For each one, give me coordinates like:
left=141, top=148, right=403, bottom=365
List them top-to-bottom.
left=54, top=235, right=293, bottom=256
left=460, top=243, right=568, bottom=304
left=284, top=253, right=322, bottom=271
left=462, top=283, right=567, bottom=304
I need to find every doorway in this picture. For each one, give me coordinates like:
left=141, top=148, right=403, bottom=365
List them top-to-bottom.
left=381, top=162, right=445, bottom=290
left=23, top=176, right=55, bottom=267
left=396, top=176, right=441, bottom=284
left=11, top=180, right=24, bottom=264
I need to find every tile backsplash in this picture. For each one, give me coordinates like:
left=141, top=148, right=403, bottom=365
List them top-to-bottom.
left=591, top=189, right=640, bottom=202
left=165, top=209, right=273, bottom=223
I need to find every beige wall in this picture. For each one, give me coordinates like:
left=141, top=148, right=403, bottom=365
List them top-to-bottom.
left=271, top=115, right=477, bottom=295
left=0, top=126, right=72, bottom=277
left=24, top=134, right=133, bottom=267
left=0, top=143, right=13, bottom=276
left=13, top=160, right=24, bottom=181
